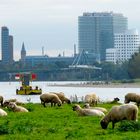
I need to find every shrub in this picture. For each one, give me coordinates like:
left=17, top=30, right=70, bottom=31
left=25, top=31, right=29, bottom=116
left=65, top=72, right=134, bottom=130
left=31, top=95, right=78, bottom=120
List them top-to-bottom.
left=118, top=121, right=140, bottom=132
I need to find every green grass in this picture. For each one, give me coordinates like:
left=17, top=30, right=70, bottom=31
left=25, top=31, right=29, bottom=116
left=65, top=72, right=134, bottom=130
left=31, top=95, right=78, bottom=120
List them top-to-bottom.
left=0, top=103, right=139, bottom=140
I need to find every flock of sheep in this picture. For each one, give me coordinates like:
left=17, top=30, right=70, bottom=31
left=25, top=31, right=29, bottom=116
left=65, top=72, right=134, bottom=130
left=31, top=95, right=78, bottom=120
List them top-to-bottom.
left=0, top=92, right=139, bottom=129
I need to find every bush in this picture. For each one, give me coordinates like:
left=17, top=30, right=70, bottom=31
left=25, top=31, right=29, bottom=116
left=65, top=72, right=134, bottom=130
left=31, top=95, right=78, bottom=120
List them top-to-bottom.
left=118, top=121, right=140, bottom=132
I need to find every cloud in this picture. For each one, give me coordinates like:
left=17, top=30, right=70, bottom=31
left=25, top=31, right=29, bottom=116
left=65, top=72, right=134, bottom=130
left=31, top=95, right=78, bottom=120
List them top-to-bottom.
left=0, top=0, right=140, bottom=60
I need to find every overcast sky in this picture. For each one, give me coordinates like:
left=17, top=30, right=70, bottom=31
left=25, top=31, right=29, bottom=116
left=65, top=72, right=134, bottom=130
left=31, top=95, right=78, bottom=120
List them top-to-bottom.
left=0, top=0, right=140, bottom=60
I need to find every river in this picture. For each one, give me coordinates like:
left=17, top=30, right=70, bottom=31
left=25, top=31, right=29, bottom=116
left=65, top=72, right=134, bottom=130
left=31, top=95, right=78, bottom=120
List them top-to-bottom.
left=0, top=81, right=140, bottom=103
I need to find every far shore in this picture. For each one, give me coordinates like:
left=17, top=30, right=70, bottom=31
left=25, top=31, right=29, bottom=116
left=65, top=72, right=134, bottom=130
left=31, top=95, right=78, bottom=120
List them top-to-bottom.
left=47, top=82, right=140, bottom=88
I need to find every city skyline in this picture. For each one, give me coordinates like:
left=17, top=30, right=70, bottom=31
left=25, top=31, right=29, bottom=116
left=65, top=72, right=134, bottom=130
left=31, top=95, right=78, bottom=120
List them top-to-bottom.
left=0, top=0, right=140, bottom=60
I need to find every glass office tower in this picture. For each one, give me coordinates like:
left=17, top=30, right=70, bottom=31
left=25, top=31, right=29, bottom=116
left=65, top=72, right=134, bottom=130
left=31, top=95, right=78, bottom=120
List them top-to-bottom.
left=78, top=12, right=128, bottom=61
left=1, top=26, right=13, bottom=64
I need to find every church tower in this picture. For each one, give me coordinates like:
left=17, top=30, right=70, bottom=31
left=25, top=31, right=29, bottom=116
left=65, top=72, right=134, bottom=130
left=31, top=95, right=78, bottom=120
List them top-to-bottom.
left=21, top=42, right=26, bottom=62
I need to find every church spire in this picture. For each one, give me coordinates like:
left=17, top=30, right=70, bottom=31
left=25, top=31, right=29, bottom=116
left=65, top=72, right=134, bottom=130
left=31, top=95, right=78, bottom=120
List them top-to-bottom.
left=21, top=42, right=26, bottom=61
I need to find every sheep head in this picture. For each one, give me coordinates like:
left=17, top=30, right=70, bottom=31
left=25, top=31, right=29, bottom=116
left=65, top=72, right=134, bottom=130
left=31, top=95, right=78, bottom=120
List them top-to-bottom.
left=114, top=97, right=120, bottom=102
left=66, top=99, right=71, bottom=104
left=3, top=100, right=10, bottom=107
left=8, top=102, right=16, bottom=109
left=57, top=103, right=61, bottom=107
left=83, top=103, right=90, bottom=108
left=72, top=104, right=80, bottom=111
left=100, top=119, right=109, bottom=129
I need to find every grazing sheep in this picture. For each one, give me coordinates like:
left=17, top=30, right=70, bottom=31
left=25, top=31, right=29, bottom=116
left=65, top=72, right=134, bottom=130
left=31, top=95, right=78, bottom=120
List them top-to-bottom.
left=52, top=92, right=71, bottom=104
left=40, top=93, right=62, bottom=107
left=85, top=93, right=99, bottom=106
left=125, top=93, right=140, bottom=106
left=0, top=96, right=4, bottom=107
left=7, top=98, right=17, bottom=102
left=3, top=99, right=24, bottom=107
left=7, top=102, right=28, bottom=112
left=83, top=103, right=107, bottom=113
left=73, top=104, right=105, bottom=117
left=100, top=104, right=138, bottom=129
left=0, top=108, right=7, bottom=116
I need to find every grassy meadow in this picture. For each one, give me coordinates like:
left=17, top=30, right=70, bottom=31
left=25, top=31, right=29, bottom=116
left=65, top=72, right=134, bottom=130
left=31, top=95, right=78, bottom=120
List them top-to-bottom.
left=0, top=103, right=140, bottom=140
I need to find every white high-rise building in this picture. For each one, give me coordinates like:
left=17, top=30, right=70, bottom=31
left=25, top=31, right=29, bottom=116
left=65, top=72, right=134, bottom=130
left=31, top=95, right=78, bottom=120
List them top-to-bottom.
left=106, top=29, right=140, bottom=64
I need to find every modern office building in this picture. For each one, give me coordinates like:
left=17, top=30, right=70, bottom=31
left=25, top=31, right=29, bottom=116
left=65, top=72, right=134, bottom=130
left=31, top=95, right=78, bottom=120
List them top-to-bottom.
left=78, top=12, right=128, bottom=61
left=1, top=26, right=14, bottom=64
left=106, top=29, right=140, bottom=63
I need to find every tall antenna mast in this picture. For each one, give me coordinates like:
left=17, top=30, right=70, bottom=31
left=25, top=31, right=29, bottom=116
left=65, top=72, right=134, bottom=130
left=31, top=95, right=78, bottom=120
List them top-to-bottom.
left=42, top=46, right=44, bottom=56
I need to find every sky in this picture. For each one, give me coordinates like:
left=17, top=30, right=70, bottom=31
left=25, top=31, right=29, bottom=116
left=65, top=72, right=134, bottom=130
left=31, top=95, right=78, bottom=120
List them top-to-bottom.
left=0, top=0, right=140, bottom=60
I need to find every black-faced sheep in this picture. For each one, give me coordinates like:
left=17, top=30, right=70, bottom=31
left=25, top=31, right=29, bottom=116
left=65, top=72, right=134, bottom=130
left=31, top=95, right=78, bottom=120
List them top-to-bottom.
left=52, top=92, right=71, bottom=104
left=40, top=93, right=62, bottom=107
left=85, top=93, right=99, bottom=106
left=125, top=93, right=140, bottom=106
left=0, top=96, right=4, bottom=107
left=7, top=102, right=28, bottom=112
left=83, top=103, right=107, bottom=113
left=73, top=104, right=105, bottom=117
left=100, top=104, right=138, bottom=129
left=0, top=108, right=7, bottom=116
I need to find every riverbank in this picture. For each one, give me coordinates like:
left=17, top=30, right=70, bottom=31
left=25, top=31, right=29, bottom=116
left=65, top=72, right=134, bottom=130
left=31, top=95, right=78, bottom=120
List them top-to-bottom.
left=48, top=82, right=140, bottom=88
left=1, top=103, right=140, bottom=140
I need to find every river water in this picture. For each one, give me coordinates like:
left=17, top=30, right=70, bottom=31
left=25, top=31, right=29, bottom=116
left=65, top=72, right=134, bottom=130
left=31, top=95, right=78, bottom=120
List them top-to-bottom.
left=0, top=81, right=140, bottom=103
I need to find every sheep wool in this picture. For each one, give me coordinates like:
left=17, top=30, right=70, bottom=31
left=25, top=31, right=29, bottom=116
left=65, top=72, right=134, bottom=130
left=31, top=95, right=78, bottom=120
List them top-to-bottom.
left=52, top=92, right=71, bottom=104
left=40, top=93, right=62, bottom=107
left=85, top=93, right=99, bottom=106
left=125, top=93, right=140, bottom=106
left=8, top=102, right=28, bottom=112
left=83, top=103, right=107, bottom=113
left=73, top=104, right=105, bottom=117
left=100, top=104, right=138, bottom=129
left=0, top=108, right=7, bottom=116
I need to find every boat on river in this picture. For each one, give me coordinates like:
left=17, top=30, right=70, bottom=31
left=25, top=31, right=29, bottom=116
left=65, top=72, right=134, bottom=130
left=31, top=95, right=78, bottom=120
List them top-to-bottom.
left=15, top=72, right=42, bottom=95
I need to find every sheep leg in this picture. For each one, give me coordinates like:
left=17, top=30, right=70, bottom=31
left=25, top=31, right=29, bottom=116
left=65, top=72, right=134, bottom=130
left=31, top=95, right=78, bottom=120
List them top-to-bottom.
left=1, top=101, right=3, bottom=107
left=43, top=102, right=46, bottom=107
left=51, top=102, right=53, bottom=107
left=112, top=122, right=115, bottom=129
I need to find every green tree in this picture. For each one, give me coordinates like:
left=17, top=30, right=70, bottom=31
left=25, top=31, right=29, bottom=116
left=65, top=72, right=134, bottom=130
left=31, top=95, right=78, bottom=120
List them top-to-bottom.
left=128, top=53, right=140, bottom=78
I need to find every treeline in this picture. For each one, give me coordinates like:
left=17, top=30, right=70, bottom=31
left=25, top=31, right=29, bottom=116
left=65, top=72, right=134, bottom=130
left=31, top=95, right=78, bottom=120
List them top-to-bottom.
left=0, top=52, right=140, bottom=81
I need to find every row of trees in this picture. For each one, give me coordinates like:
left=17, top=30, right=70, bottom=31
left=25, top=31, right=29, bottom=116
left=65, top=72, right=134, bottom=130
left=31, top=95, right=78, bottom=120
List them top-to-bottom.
left=0, top=52, right=139, bottom=81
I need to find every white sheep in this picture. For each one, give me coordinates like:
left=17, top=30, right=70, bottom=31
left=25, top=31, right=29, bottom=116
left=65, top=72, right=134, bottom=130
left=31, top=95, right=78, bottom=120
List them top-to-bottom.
left=51, top=92, right=71, bottom=104
left=40, top=93, right=62, bottom=107
left=85, top=93, right=99, bottom=106
left=125, top=93, right=140, bottom=106
left=3, top=99, right=24, bottom=107
left=7, top=102, right=28, bottom=112
left=83, top=103, right=107, bottom=113
left=73, top=104, right=105, bottom=117
left=100, top=104, right=138, bottom=129
left=0, top=108, right=7, bottom=116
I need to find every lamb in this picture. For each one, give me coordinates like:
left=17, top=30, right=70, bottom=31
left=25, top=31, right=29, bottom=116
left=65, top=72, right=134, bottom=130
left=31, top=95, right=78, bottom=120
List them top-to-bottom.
left=51, top=92, right=71, bottom=104
left=40, top=93, right=62, bottom=107
left=85, top=93, right=99, bottom=106
left=125, top=93, right=140, bottom=106
left=0, top=96, right=4, bottom=107
left=7, top=102, right=28, bottom=112
left=83, top=103, right=107, bottom=113
left=72, top=104, right=105, bottom=117
left=100, top=104, right=138, bottom=129
left=0, top=108, right=7, bottom=116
